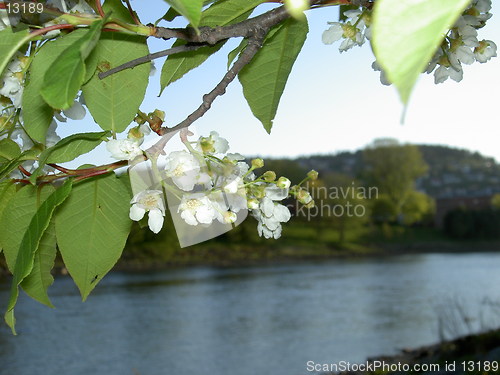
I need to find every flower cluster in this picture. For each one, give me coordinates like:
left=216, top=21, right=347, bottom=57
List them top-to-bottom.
left=425, top=0, right=496, bottom=84
left=322, top=1, right=496, bottom=86
left=322, top=9, right=372, bottom=52
left=126, top=131, right=317, bottom=239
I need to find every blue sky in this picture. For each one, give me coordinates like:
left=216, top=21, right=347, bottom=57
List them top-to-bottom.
left=62, top=1, right=500, bottom=163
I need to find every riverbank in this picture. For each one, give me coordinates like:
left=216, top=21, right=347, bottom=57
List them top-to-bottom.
left=333, top=328, right=500, bottom=375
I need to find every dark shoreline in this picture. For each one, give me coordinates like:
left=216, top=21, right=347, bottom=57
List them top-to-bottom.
left=113, top=240, right=500, bottom=273
left=332, top=328, right=500, bottom=375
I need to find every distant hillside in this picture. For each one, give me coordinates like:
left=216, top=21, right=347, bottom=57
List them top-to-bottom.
left=294, top=145, right=500, bottom=199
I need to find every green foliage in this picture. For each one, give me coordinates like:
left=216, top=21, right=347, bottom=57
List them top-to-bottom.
left=160, top=0, right=262, bottom=92
left=162, top=0, right=204, bottom=27
left=372, top=0, right=470, bottom=103
left=239, top=18, right=308, bottom=133
left=40, top=20, right=104, bottom=110
left=0, top=28, right=30, bottom=77
left=22, top=30, right=89, bottom=143
left=82, top=33, right=150, bottom=133
left=29, top=131, right=110, bottom=183
left=0, top=139, right=21, bottom=161
left=362, top=139, right=429, bottom=218
left=55, top=173, right=131, bottom=301
left=2, top=179, right=72, bottom=335
left=400, top=191, right=435, bottom=226
left=492, top=194, right=500, bottom=209
left=444, top=208, right=500, bottom=240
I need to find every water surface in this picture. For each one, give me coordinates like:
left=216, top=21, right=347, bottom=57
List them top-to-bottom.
left=1, top=252, right=500, bottom=375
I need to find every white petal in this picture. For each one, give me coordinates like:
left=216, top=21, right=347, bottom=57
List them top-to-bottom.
left=322, top=24, right=343, bottom=45
left=261, top=197, right=275, bottom=217
left=130, top=204, right=146, bottom=221
left=274, top=204, right=291, bottom=222
left=148, top=209, right=164, bottom=234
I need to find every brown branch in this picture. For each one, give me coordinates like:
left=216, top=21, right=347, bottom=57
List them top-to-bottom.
left=152, top=0, right=344, bottom=43
left=98, top=43, right=207, bottom=80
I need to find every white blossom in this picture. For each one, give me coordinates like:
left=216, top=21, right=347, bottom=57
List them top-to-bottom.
left=475, top=40, right=497, bottom=63
left=0, top=55, right=25, bottom=108
left=434, top=65, right=463, bottom=84
left=197, top=131, right=229, bottom=154
left=106, top=139, right=143, bottom=160
left=164, top=150, right=207, bottom=191
left=130, top=190, right=165, bottom=234
left=178, top=193, right=217, bottom=226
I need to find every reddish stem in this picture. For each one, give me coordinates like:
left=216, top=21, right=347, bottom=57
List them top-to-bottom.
left=95, top=0, right=105, bottom=17
left=123, top=0, right=140, bottom=25
left=30, top=23, right=75, bottom=37
left=18, top=165, right=32, bottom=177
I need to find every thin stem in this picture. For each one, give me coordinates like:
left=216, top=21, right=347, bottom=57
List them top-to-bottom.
left=95, top=0, right=105, bottom=17
left=123, top=0, right=140, bottom=25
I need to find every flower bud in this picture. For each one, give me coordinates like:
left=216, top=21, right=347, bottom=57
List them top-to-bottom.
left=152, top=109, right=165, bottom=121
left=128, top=126, right=143, bottom=142
left=251, top=158, right=264, bottom=169
left=307, top=170, right=319, bottom=181
left=263, top=171, right=276, bottom=182
left=277, top=177, right=291, bottom=189
left=252, top=185, right=266, bottom=199
left=297, top=189, right=312, bottom=204
left=247, top=198, right=259, bottom=210
left=304, top=200, right=315, bottom=209
left=223, top=211, right=237, bottom=224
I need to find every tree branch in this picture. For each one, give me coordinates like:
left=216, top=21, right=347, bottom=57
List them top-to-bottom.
left=98, top=43, right=208, bottom=79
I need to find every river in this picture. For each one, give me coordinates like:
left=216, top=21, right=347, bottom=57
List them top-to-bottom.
left=1, top=252, right=500, bottom=375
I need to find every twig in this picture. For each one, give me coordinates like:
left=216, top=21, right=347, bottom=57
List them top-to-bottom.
left=123, top=0, right=140, bottom=25
left=98, top=43, right=207, bottom=80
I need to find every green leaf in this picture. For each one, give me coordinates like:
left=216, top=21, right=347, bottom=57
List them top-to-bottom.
left=103, top=0, right=138, bottom=23
left=158, top=0, right=219, bottom=24
left=160, top=0, right=262, bottom=92
left=163, top=0, right=203, bottom=27
left=372, top=0, right=470, bottom=104
left=239, top=18, right=308, bottom=133
left=41, top=20, right=104, bottom=110
left=0, top=28, right=31, bottom=77
left=23, top=30, right=89, bottom=143
left=82, top=33, right=150, bottom=133
left=227, top=39, right=248, bottom=69
left=29, top=131, right=110, bottom=184
left=46, top=131, right=110, bottom=164
left=0, top=139, right=21, bottom=161
left=0, top=149, right=38, bottom=180
left=55, top=174, right=131, bottom=301
left=4, top=180, right=72, bottom=335
left=0, top=181, right=17, bottom=246
left=0, top=185, right=54, bottom=273
left=20, top=222, right=57, bottom=308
